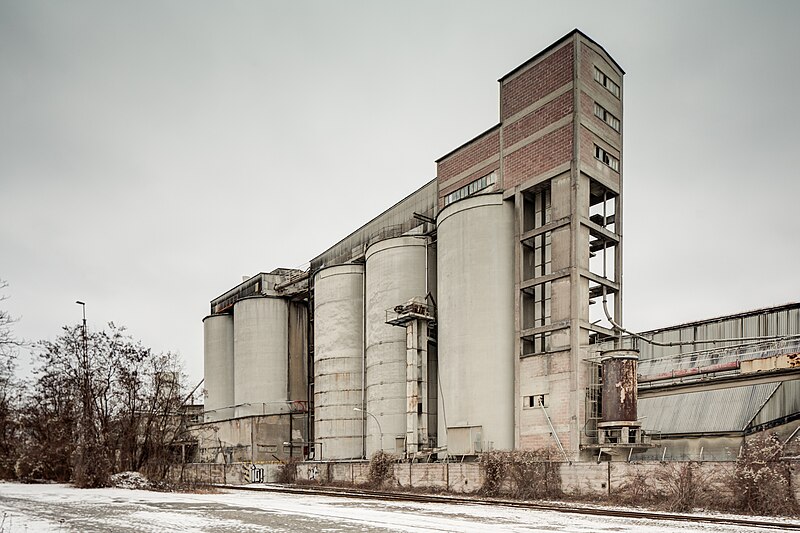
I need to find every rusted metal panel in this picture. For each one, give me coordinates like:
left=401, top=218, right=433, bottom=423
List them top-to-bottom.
left=601, top=350, right=638, bottom=423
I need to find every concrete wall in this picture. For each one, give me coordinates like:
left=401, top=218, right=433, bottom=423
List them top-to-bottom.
left=191, top=414, right=305, bottom=463
left=174, top=458, right=800, bottom=509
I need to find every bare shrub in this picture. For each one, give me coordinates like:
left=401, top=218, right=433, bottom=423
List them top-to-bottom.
left=731, top=433, right=798, bottom=516
left=479, top=449, right=561, bottom=499
left=507, top=449, right=561, bottom=499
left=367, top=450, right=395, bottom=488
left=479, top=450, right=507, bottom=497
left=276, top=458, right=298, bottom=484
left=655, top=461, right=706, bottom=512
left=615, top=462, right=714, bottom=512
left=613, top=467, right=660, bottom=506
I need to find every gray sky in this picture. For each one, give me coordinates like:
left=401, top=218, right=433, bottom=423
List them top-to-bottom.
left=1, top=0, right=798, bottom=386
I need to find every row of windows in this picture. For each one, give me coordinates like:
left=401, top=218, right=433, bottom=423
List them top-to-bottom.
left=594, top=67, right=620, bottom=98
left=593, top=102, right=620, bottom=132
left=594, top=144, right=619, bottom=172
left=443, top=171, right=497, bottom=206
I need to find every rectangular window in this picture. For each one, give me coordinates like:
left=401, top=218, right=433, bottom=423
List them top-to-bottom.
left=594, top=67, right=620, bottom=98
left=593, top=102, right=620, bottom=132
left=594, top=145, right=619, bottom=172
left=443, top=171, right=497, bottom=206
left=522, top=332, right=551, bottom=355
left=524, top=394, right=549, bottom=408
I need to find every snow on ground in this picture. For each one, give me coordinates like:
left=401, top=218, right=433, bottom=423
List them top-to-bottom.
left=0, top=482, right=791, bottom=533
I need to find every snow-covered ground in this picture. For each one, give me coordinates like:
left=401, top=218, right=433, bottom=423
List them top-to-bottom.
left=0, top=482, right=787, bottom=532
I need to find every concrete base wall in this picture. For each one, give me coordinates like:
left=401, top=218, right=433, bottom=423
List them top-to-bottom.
left=190, top=414, right=306, bottom=464
left=171, top=459, right=800, bottom=506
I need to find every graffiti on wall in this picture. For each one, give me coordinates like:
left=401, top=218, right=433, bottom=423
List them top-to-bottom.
left=242, top=463, right=265, bottom=483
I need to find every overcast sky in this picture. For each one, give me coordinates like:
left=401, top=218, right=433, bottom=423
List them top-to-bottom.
left=1, top=0, right=798, bottom=386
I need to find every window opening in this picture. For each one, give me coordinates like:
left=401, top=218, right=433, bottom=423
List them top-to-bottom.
left=594, top=67, right=620, bottom=98
left=593, top=102, right=620, bottom=132
left=594, top=145, right=619, bottom=172
left=443, top=171, right=497, bottom=206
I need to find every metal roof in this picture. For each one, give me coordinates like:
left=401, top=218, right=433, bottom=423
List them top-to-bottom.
left=639, top=382, right=779, bottom=435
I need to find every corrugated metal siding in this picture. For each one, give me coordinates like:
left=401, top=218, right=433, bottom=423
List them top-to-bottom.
left=595, top=304, right=800, bottom=359
left=594, top=305, right=800, bottom=379
left=749, top=379, right=800, bottom=429
left=638, top=383, right=779, bottom=435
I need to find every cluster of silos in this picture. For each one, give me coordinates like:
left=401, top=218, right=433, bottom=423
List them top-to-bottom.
left=436, top=193, right=515, bottom=454
left=313, top=194, right=517, bottom=459
left=313, top=235, right=429, bottom=459
left=204, top=295, right=305, bottom=421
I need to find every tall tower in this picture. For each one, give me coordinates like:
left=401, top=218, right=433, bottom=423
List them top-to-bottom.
left=436, top=30, right=624, bottom=459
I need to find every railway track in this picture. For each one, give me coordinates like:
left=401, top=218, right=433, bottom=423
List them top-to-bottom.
left=222, top=483, right=800, bottom=530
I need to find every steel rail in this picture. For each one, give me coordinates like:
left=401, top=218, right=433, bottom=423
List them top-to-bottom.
left=219, top=483, right=800, bottom=530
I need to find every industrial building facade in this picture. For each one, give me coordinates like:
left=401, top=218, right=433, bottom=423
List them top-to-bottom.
left=197, top=30, right=800, bottom=464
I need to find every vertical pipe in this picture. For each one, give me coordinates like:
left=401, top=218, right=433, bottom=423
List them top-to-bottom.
left=361, top=266, right=367, bottom=460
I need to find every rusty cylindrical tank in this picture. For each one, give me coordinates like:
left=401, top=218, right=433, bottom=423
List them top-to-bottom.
left=600, top=349, right=639, bottom=424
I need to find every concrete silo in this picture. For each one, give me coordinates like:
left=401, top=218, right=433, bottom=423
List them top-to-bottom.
left=436, top=193, right=515, bottom=454
left=364, top=236, right=428, bottom=456
left=313, top=264, right=365, bottom=460
left=233, top=296, right=289, bottom=417
left=202, top=314, right=234, bottom=422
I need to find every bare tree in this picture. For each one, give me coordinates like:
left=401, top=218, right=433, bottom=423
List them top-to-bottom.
left=0, top=280, right=21, bottom=478
left=17, top=322, right=191, bottom=486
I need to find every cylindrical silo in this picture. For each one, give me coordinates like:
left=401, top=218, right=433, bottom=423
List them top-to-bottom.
left=437, top=193, right=515, bottom=454
left=365, top=236, right=427, bottom=456
left=313, top=264, right=365, bottom=460
left=233, top=296, right=289, bottom=417
left=203, top=314, right=234, bottom=422
left=600, top=349, right=639, bottom=424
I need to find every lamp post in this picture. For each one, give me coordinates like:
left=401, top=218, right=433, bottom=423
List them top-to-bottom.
left=75, top=300, right=91, bottom=480
left=354, top=407, right=383, bottom=455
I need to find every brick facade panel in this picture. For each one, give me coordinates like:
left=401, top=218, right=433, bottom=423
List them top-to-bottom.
left=501, top=42, right=573, bottom=121
left=503, top=91, right=573, bottom=147
left=503, top=124, right=572, bottom=190
left=437, top=128, right=500, bottom=183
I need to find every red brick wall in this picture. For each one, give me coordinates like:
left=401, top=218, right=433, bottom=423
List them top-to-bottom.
left=501, top=42, right=573, bottom=121
left=503, top=91, right=573, bottom=147
left=503, top=123, right=572, bottom=190
left=437, top=128, right=500, bottom=184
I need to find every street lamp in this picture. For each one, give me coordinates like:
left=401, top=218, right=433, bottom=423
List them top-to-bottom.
left=74, top=300, right=91, bottom=481
left=354, top=407, right=383, bottom=454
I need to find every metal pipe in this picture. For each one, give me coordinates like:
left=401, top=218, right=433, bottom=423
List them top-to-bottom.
left=361, top=270, right=367, bottom=459
left=600, top=291, right=793, bottom=348
left=638, top=361, right=741, bottom=383
left=539, top=402, right=568, bottom=461
left=354, top=407, right=382, bottom=451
